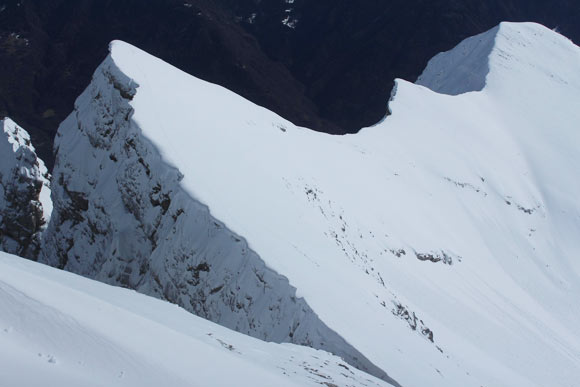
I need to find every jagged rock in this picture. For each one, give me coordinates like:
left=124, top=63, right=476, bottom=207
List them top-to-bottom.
left=0, top=117, right=51, bottom=259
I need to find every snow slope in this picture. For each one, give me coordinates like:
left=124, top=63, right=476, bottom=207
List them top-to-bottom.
left=42, top=22, right=580, bottom=386
left=0, top=117, right=51, bottom=259
left=0, top=251, right=391, bottom=387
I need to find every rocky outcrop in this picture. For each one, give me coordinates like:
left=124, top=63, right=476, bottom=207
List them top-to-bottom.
left=0, top=117, right=51, bottom=259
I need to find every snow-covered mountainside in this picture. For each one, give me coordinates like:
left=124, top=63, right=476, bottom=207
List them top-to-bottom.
left=41, top=21, right=580, bottom=386
left=39, top=38, right=391, bottom=383
left=0, top=117, right=51, bottom=259
left=0, top=251, right=391, bottom=387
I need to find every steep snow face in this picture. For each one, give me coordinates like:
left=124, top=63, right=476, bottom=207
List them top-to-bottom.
left=43, top=22, right=580, bottom=387
left=417, top=22, right=580, bottom=97
left=415, top=26, right=498, bottom=94
left=0, top=118, right=51, bottom=259
left=0, top=252, right=392, bottom=387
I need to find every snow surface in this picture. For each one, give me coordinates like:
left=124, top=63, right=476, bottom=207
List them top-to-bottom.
left=41, top=22, right=580, bottom=387
left=0, top=251, right=390, bottom=387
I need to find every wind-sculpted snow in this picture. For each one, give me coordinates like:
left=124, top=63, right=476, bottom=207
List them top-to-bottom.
left=42, top=22, right=580, bottom=387
left=0, top=118, right=51, bottom=259
left=0, top=251, right=392, bottom=387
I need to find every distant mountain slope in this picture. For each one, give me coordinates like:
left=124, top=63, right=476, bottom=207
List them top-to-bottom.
left=1, top=0, right=579, bottom=167
left=41, top=22, right=580, bottom=387
left=0, top=251, right=392, bottom=387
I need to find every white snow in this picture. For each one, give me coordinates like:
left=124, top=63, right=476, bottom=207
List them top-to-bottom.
left=41, top=21, right=580, bottom=386
left=0, top=251, right=391, bottom=387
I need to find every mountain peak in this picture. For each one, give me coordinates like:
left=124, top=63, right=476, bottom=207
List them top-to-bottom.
left=416, top=22, right=579, bottom=95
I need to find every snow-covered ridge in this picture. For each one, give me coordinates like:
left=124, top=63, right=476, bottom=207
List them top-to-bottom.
left=41, top=22, right=580, bottom=387
left=40, top=46, right=396, bottom=384
left=0, top=117, right=51, bottom=259
left=0, top=251, right=392, bottom=387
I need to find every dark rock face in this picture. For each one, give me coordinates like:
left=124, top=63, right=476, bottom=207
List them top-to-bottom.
left=1, top=0, right=578, bottom=168
left=0, top=117, right=51, bottom=259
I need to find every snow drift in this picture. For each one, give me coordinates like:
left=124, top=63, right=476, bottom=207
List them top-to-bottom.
left=40, top=22, right=580, bottom=387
